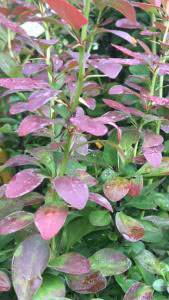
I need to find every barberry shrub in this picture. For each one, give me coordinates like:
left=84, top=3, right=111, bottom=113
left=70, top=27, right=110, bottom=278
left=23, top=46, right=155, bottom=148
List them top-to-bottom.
left=0, top=0, right=169, bottom=299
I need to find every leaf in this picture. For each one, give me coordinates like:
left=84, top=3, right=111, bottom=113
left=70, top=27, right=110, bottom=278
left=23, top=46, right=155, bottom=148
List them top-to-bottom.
left=44, top=0, right=87, bottom=29
left=0, top=12, right=27, bottom=35
left=116, top=18, right=141, bottom=29
left=105, top=29, right=137, bottom=45
left=0, top=52, right=22, bottom=77
left=89, top=59, right=122, bottom=79
left=23, top=62, right=47, bottom=76
left=0, top=78, right=49, bottom=90
left=28, top=89, right=59, bottom=112
left=103, top=99, right=144, bottom=117
left=10, top=102, right=29, bottom=114
left=18, top=115, right=53, bottom=136
left=143, top=132, right=163, bottom=148
left=143, top=145, right=163, bottom=168
left=0, top=155, right=37, bottom=171
left=137, top=157, right=169, bottom=176
left=5, top=169, right=44, bottom=198
left=73, top=170, right=97, bottom=186
left=53, top=176, right=89, bottom=209
left=103, top=177, right=130, bottom=202
left=89, top=192, right=113, bottom=212
left=34, top=206, right=68, bottom=240
left=89, top=210, right=111, bottom=226
left=0, top=211, right=33, bottom=235
left=115, top=212, right=144, bottom=242
left=143, top=215, right=169, bottom=228
left=139, top=220, right=163, bottom=243
left=12, top=234, right=50, bottom=300
left=89, top=248, right=131, bottom=276
left=135, top=250, right=164, bottom=275
left=49, top=253, right=90, bottom=275
left=0, top=271, right=11, bottom=291
left=67, top=271, right=107, bottom=294
left=33, top=275, right=66, bottom=299
left=124, top=282, right=153, bottom=300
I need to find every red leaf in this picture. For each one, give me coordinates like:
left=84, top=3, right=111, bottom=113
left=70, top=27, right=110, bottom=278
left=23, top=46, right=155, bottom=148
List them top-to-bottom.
left=44, top=0, right=87, bottom=29
left=108, top=0, right=136, bottom=23
left=89, top=59, right=122, bottom=79
left=0, top=78, right=49, bottom=90
left=18, top=115, right=53, bottom=136
left=5, top=169, right=44, bottom=198
left=53, top=176, right=89, bottom=210
left=34, top=206, right=68, bottom=240
left=0, top=211, right=33, bottom=234
left=49, top=252, right=90, bottom=275
left=0, top=271, right=11, bottom=292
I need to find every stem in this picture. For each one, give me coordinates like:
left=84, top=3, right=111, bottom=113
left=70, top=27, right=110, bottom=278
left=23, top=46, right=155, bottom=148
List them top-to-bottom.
left=70, top=0, right=91, bottom=113
left=7, top=30, right=14, bottom=58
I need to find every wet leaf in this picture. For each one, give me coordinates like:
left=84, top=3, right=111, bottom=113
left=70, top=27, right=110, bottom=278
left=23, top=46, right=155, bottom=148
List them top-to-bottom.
left=44, top=0, right=87, bottom=29
left=0, top=78, right=49, bottom=90
left=28, top=89, right=59, bottom=112
left=18, top=115, right=53, bottom=136
left=0, top=155, right=37, bottom=171
left=5, top=169, right=44, bottom=198
left=53, top=176, right=89, bottom=209
left=103, top=177, right=130, bottom=202
left=34, top=206, right=68, bottom=240
left=0, top=211, right=33, bottom=234
left=116, top=212, right=144, bottom=242
left=12, top=234, right=50, bottom=300
left=89, top=248, right=131, bottom=276
left=135, top=250, right=164, bottom=275
left=49, top=252, right=90, bottom=275
left=0, top=271, right=11, bottom=291
left=67, top=271, right=107, bottom=294
left=33, top=274, right=66, bottom=299
left=124, top=282, right=153, bottom=300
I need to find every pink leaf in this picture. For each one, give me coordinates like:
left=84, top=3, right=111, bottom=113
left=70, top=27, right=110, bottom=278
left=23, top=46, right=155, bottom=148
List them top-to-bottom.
left=44, top=0, right=88, bottom=29
left=132, top=1, right=158, bottom=11
left=0, top=12, right=27, bottom=35
left=115, top=18, right=142, bottom=29
left=104, top=29, right=137, bottom=45
left=89, top=59, right=122, bottom=79
left=23, top=62, right=47, bottom=76
left=158, top=63, right=169, bottom=75
left=0, top=78, right=49, bottom=90
left=109, top=85, right=136, bottom=95
left=28, top=89, right=59, bottom=112
left=104, top=99, right=144, bottom=117
left=9, top=102, right=29, bottom=115
left=70, top=111, right=108, bottom=136
left=97, top=111, right=127, bottom=123
left=18, top=115, right=53, bottom=136
left=143, top=132, right=163, bottom=148
left=73, top=134, right=89, bottom=156
left=143, top=145, right=164, bottom=168
left=0, top=155, right=37, bottom=170
left=5, top=169, right=44, bottom=198
left=73, top=170, right=98, bottom=186
left=53, top=176, right=89, bottom=210
left=103, top=177, right=130, bottom=202
left=89, top=192, right=113, bottom=212
left=34, top=206, right=68, bottom=240
left=0, top=211, right=33, bottom=234
left=49, top=252, right=90, bottom=275
left=0, top=271, right=11, bottom=292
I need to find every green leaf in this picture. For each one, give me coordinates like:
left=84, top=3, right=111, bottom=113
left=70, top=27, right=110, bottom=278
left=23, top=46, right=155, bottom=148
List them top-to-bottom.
left=0, top=52, right=22, bottom=77
left=129, top=64, right=150, bottom=76
left=89, top=210, right=111, bottom=226
left=140, top=220, right=164, bottom=243
left=115, top=274, right=136, bottom=292
left=33, top=275, right=66, bottom=299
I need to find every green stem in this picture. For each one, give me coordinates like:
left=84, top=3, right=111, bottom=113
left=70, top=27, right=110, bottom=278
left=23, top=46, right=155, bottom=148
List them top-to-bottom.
left=70, top=0, right=91, bottom=113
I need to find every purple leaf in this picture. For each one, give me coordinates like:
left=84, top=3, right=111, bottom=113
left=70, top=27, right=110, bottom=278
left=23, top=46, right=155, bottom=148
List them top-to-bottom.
left=0, top=12, right=27, bottom=35
left=115, top=18, right=142, bottom=29
left=104, top=29, right=137, bottom=45
left=52, top=55, right=63, bottom=72
left=104, top=58, right=141, bottom=65
left=89, top=59, right=122, bottom=79
left=23, top=62, right=47, bottom=76
left=0, top=78, right=49, bottom=90
left=109, top=85, right=136, bottom=95
left=28, top=89, right=59, bottom=112
left=79, top=97, right=96, bottom=110
left=104, top=99, right=144, bottom=117
left=9, top=102, right=29, bottom=114
left=70, top=111, right=108, bottom=136
left=97, top=111, right=127, bottom=123
left=18, top=115, right=53, bottom=136
left=143, top=132, right=163, bottom=148
left=73, top=134, right=89, bottom=156
left=143, top=145, right=163, bottom=168
left=0, top=155, right=37, bottom=171
left=5, top=169, right=44, bottom=198
left=73, top=170, right=98, bottom=186
left=53, top=176, right=89, bottom=210
left=103, top=177, right=130, bottom=202
left=89, top=192, right=113, bottom=212
left=34, top=205, right=68, bottom=240
left=0, top=211, right=33, bottom=234
left=116, top=212, right=144, bottom=242
left=12, top=234, right=50, bottom=300
left=89, top=248, right=131, bottom=276
left=49, top=252, right=90, bottom=275
left=0, top=271, right=11, bottom=292
left=67, top=271, right=107, bottom=294
left=124, top=282, right=153, bottom=300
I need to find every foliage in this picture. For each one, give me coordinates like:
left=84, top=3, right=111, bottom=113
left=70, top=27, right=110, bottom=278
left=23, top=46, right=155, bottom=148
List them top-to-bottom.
left=0, top=0, right=169, bottom=299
